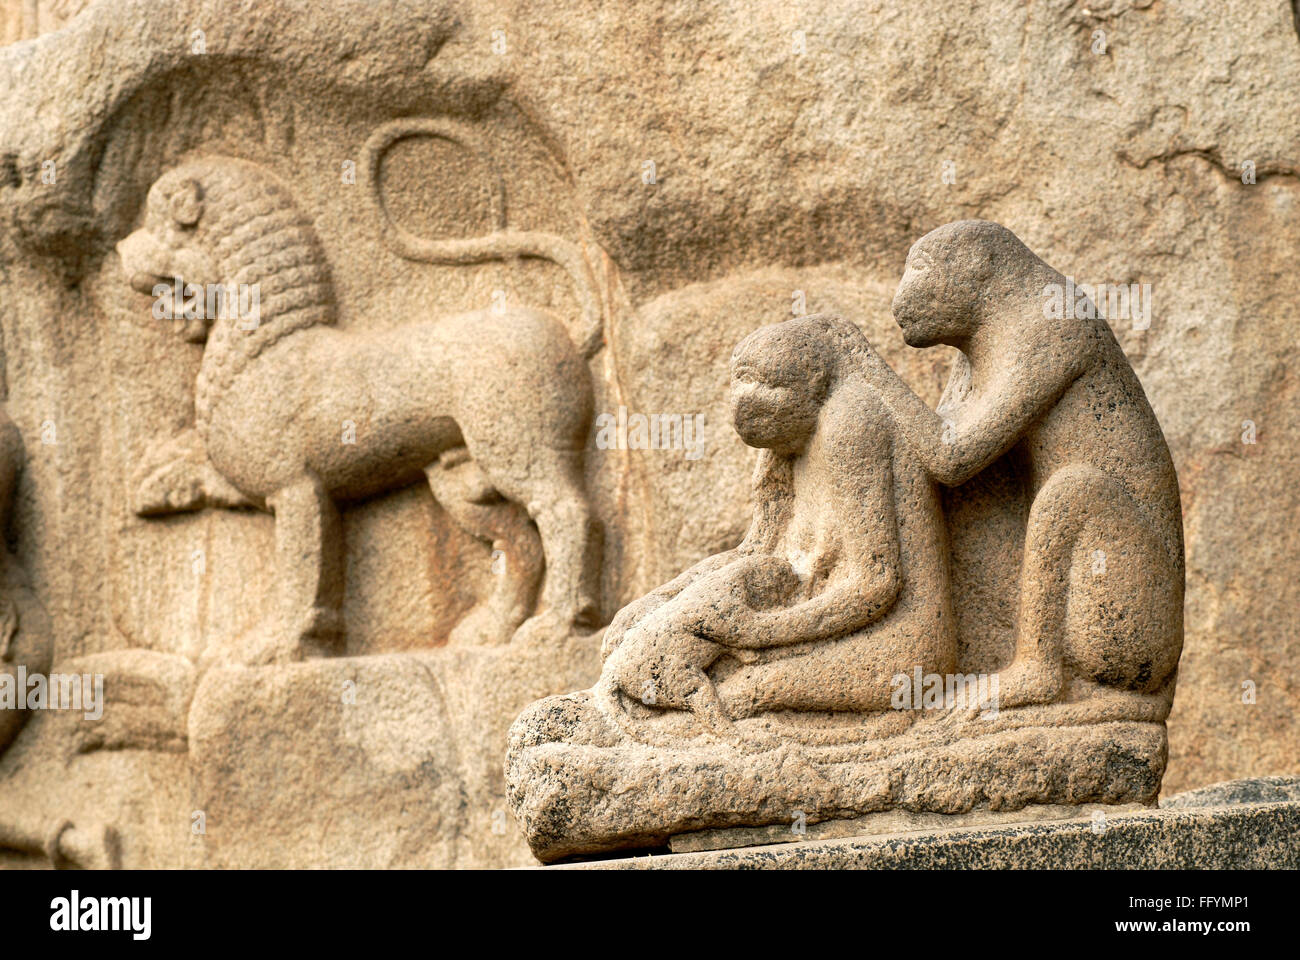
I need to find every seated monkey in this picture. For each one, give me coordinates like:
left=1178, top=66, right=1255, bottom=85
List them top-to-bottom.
left=869, top=220, right=1184, bottom=709
left=599, top=315, right=955, bottom=743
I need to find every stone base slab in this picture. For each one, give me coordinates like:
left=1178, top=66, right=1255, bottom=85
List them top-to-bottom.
left=186, top=630, right=600, bottom=868
left=507, top=688, right=1169, bottom=862
left=557, top=791, right=1300, bottom=869
left=668, top=802, right=1152, bottom=854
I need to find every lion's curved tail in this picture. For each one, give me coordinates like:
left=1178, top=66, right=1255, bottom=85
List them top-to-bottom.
left=362, top=118, right=605, bottom=359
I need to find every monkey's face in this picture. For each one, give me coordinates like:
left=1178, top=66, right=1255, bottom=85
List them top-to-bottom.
left=892, top=239, right=978, bottom=348
left=729, top=344, right=824, bottom=455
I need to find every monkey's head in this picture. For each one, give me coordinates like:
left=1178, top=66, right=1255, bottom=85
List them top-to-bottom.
left=891, top=220, right=1043, bottom=348
left=729, top=315, right=867, bottom=455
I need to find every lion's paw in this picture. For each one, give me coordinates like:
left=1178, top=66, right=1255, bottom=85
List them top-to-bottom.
left=131, top=457, right=206, bottom=516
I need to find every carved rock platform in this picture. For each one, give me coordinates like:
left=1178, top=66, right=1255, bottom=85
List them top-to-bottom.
left=188, top=629, right=600, bottom=868
left=1, top=631, right=599, bottom=868
left=508, top=687, right=1170, bottom=863
left=550, top=782, right=1300, bottom=869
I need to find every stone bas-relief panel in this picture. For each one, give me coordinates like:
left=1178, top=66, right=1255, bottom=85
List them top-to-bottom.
left=0, top=0, right=1295, bottom=869
left=0, top=0, right=633, bottom=868
left=507, top=224, right=1185, bottom=862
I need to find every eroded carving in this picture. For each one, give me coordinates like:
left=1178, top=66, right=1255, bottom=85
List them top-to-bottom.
left=117, top=156, right=603, bottom=662
left=506, top=222, right=1186, bottom=863
left=598, top=316, right=954, bottom=747
left=0, top=394, right=120, bottom=869
left=0, top=402, right=49, bottom=754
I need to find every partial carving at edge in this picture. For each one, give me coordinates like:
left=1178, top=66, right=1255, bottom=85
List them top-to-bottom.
left=0, top=402, right=123, bottom=869
left=0, top=404, right=51, bottom=752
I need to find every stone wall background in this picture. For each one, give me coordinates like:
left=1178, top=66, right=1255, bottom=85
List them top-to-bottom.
left=0, top=0, right=1295, bottom=811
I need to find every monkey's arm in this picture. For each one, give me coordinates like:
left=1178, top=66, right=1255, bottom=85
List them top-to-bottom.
left=862, top=340, right=1088, bottom=486
left=704, top=441, right=902, bottom=647
left=602, top=458, right=780, bottom=659
left=601, top=548, right=752, bottom=659
left=720, top=562, right=901, bottom=648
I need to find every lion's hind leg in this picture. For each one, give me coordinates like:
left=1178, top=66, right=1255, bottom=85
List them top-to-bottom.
left=515, top=448, right=603, bottom=634
left=425, top=449, right=543, bottom=645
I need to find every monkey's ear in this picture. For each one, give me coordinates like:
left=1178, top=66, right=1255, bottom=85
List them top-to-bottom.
left=169, top=179, right=204, bottom=227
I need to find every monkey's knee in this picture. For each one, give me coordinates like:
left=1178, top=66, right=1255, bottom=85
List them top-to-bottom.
left=1019, top=464, right=1182, bottom=693
left=1022, top=464, right=1157, bottom=607
left=1024, top=464, right=1125, bottom=549
left=611, top=632, right=715, bottom=711
left=604, top=637, right=660, bottom=705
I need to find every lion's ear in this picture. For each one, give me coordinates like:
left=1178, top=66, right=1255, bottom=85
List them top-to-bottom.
left=169, top=179, right=204, bottom=227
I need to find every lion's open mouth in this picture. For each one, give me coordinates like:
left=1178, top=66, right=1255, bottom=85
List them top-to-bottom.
left=118, top=228, right=197, bottom=301
left=129, top=270, right=176, bottom=296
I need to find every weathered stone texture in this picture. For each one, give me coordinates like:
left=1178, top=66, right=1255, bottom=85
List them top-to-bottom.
left=0, top=0, right=1296, bottom=867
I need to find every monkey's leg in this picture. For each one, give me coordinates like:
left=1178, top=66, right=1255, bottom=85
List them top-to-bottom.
left=425, top=451, right=543, bottom=645
left=1002, top=463, right=1181, bottom=708
left=998, top=468, right=1091, bottom=707
left=266, top=473, right=345, bottom=663
left=606, top=616, right=716, bottom=710
left=602, top=619, right=783, bottom=753
left=716, top=619, right=950, bottom=716
left=627, top=620, right=777, bottom=753
left=684, top=665, right=754, bottom=741
left=688, top=673, right=791, bottom=754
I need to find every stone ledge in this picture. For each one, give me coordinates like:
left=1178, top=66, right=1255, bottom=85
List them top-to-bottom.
left=507, top=697, right=1169, bottom=862
left=552, top=798, right=1300, bottom=869
left=667, top=801, right=1152, bottom=854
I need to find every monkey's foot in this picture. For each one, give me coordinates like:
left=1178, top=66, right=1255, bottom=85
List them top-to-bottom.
left=993, top=658, right=1064, bottom=710
left=712, top=724, right=785, bottom=756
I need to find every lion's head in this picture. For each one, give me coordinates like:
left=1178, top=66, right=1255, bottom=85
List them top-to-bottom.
left=117, top=158, right=337, bottom=434
left=118, top=173, right=221, bottom=342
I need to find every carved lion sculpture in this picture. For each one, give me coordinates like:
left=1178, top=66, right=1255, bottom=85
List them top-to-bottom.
left=116, top=157, right=602, bottom=662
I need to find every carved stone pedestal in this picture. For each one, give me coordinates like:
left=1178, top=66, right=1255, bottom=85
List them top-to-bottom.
left=2, top=634, right=599, bottom=869
left=508, top=688, right=1171, bottom=863
left=548, top=780, right=1300, bottom=870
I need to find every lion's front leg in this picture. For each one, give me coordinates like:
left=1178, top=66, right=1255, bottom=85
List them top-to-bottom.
left=131, top=428, right=254, bottom=516
left=261, top=473, right=345, bottom=664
